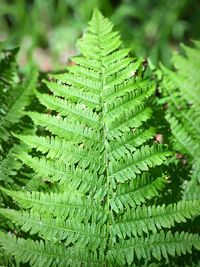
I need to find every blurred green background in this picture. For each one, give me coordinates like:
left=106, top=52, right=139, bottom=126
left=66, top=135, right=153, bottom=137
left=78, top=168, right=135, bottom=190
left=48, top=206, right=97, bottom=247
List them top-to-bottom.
left=0, top=0, right=200, bottom=72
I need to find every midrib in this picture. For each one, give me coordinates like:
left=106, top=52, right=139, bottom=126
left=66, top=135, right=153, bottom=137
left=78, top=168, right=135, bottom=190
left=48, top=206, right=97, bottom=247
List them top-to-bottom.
left=95, top=15, right=113, bottom=266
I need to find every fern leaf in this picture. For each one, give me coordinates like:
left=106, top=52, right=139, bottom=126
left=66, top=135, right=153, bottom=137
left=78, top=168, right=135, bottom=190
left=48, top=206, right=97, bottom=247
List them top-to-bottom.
left=1, top=9, right=199, bottom=266
left=161, top=41, right=200, bottom=195
left=0, top=61, right=38, bottom=140
left=44, top=80, right=100, bottom=107
left=37, top=92, right=100, bottom=128
left=28, top=112, right=99, bottom=141
left=15, top=136, right=99, bottom=168
left=0, top=144, right=25, bottom=183
left=109, top=144, right=171, bottom=186
left=110, top=175, right=167, bottom=212
left=0, top=187, right=103, bottom=220
left=111, top=200, right=200, bottom=238
left=0, top=209, right=104, bottom=247
left=107, top=231, right=200, bottom=265
left=0, top=232, right=103, bottom=267
left=0, top=247, right=16, bottom=267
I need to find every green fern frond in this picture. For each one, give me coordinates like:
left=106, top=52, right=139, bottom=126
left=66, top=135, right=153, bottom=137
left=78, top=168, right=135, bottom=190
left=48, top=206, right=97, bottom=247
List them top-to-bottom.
left=0, top=9, right=199, bottom=266
left=161, top=42, right=200, bottom=196
left=172, top=42, right=200, bottom=110
left=0, top=48, right=18, bottom=94
left=0, top=48, right=41, bottom=246
left=0, top=53, right=38, bottom=141
left=3, top=69, right=38, bottom=125
left=44, top=80, right=100, bottom=108
left=36, top=92, right=100, bottom=128
left=28, top=112, right=99, bottom=141
left=165, top=114, right=200, bottom=159
left=15, top=134, right=93, bottom=162
left=0, top=144, right=25, bottom=184
left=109, top=144, right=170, bottom=186
left=110, top=175, right=166, bottom=212
left=0, top=187, right=104, bottom=221
left=111, top=200, right=200, bottom=238
left=0, top=209, right=105, bottom=248
left=107, top=231, right=200, bottom=265
left=0, top=232, right=103, bottom=267
left=0, top=247, right=16, bottom=267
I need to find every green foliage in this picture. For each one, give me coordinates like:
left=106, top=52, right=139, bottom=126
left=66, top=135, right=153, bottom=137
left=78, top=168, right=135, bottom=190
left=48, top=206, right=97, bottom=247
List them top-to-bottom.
left=1, top=0, right=200, bottom=70
left=112, top=0, right=200, bottom=66
left=0, top=10, right=199, bottom=266
left=161, top=42, right=200, bottom=199
left=0, top=47, right=38, bottom=265
left=0, top=47, right=38, bottom=187
left=0, top=47, right=19, bottom=142
left=0, top=48, right=38, bottom=142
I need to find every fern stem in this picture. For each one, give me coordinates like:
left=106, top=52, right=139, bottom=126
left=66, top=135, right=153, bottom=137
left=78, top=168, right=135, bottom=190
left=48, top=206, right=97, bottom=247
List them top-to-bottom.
left=94, top=11, right=114, bottom=265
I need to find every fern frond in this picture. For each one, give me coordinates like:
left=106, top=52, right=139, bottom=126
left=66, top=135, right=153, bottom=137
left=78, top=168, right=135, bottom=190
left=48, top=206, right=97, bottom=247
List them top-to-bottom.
left=1, top=9, right=199, bottom=266
left=161, top=41, right=200, bottom=194
left=172, top=43, right=200, bottom=110
left=0, top=48, right=18, bottom=94
left=0, top=63, right=38, bottom=141
left=4, top=68, right=38, bottom=125
left=44, top=80, right=100, bottom=107
left=106, top=83, right=155, bottom=116
left=37, top=92, right=100, bottom=128
left=28, top=112, right=99, bottom=141
left=165, top=114, right=199, bottom=158
left=108, top=127, right=156, bottom=154
left=16, top=136, right=98, bottom=168
left=0, top=144, right=25, bottom=184
left=109, top=144, right=171, bottom=186
left=17, top=154, right=68, bottom=183
left=110, top=175, right=167, bottom=212
left=0, top=187, right=104, bottom=220
left=111, top=200, right=200, bottom=238
left=0, top=209, right=104, bottom=248
left=107, top=231, right=200, bottom=265
left=0, top=232, right=103, bottom=267
left=0, top=247, right=16, bottom=267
